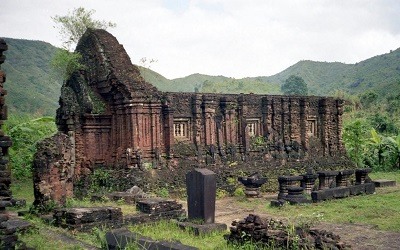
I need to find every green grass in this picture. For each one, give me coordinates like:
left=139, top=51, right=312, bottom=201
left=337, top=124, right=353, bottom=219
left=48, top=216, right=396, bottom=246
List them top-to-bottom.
left=233, top=171, right=400, bottom=232
left=10, top=178, right=34, bottom=205
left=17, top=216, right=103, bottom=250
left=128, top=220, right=239, bottom=250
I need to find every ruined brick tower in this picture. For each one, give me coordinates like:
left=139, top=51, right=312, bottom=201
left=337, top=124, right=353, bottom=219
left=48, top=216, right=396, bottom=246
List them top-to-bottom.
left=33, top=29, right=348, bottom=206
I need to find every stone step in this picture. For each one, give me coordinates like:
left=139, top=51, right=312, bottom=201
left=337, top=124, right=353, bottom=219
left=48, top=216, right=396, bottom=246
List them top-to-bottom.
left=374, top=179, right=396, bottom=187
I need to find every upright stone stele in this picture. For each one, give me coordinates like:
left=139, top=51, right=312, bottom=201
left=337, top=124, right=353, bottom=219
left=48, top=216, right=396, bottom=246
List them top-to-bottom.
left=186, top=168, right=216, bottom=224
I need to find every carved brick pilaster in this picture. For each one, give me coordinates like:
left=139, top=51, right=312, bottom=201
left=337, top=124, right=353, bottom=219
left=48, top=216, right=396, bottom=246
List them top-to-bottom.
left=202, top=96, right=217, bottom=146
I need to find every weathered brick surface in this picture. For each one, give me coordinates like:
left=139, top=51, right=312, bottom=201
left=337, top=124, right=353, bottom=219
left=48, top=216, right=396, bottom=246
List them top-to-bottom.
left=33, top=29, right=350, bottom=206
left=0, top=38, right=19, bottom=249
left=33, top=132, right=75, bottom=208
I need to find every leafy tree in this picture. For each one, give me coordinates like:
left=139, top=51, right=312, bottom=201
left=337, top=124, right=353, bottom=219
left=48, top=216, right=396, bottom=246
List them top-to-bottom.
left=51, top=7, right=116, bottom=79
left=52, top=7, right=116, bottom=51
left=281, top=75, right=308, bottom=95
left=359, top=90, right=378, bottom=109
left=343, top=119, right=368, bottom=168
left=368, top=129, right=386, bottom=166
left=388, top=135, right=400, bottom=169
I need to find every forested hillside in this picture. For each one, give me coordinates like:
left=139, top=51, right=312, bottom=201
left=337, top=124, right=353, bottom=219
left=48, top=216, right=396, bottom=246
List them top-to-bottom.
left=2, top=37, right=400, bottom=115
left=3, top=38, right=62, bottom=116
left=140, top=48, right=400, bottom=97
left=264, top=48, right=400, bottom=96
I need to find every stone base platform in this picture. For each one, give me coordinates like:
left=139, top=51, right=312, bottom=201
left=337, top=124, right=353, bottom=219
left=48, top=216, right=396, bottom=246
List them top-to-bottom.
left=374, top=179, right=396, bottom=188
left=311, top=183, right=375, bottom=202
left=52, top=198, right=186, bottom=232
left=137, top=198, right=183, bottom=214
left=53, top=207, right=123, bottom=231
left=124, top=209, right=186, bottom=225
left=177, top=221, right=227, bottom=236
left=106, top=227, right=198, bottom=250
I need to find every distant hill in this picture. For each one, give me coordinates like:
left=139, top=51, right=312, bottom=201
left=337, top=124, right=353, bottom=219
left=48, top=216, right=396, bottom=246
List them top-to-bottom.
left=1, top=37, right=399, bottom=116
left=2, top=38, right=62, bottom=116
left=140, top=48, right=400, bottom=97
left=263, top=48, right=400, bottom=96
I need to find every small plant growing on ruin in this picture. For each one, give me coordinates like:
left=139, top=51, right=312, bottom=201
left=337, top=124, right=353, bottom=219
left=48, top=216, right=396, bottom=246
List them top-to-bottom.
left=157, top=187, right=170, bottom=198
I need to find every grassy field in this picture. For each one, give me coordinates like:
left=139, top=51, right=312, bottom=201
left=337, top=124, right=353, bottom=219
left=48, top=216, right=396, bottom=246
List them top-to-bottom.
left=9, top=171, right=400, bottom=249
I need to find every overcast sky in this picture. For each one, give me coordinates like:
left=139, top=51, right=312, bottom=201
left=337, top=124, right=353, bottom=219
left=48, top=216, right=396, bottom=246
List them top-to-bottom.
left=1, top=0, right=400, bottom=79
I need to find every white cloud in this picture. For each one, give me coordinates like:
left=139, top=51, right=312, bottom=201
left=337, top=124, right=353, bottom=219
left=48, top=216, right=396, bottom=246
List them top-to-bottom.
left=1, top=0, right=399, bottom=79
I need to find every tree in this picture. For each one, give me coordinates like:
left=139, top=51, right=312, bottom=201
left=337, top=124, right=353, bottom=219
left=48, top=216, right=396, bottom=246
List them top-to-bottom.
left=51, top=7, right=116, bottom=79
left=52, top=7, right=116, bottom=51
left=281, top=75, right=308, bottom=95
left=343, top=119, right=367, bottom=168
left=388, top=134, right=400, bottom=169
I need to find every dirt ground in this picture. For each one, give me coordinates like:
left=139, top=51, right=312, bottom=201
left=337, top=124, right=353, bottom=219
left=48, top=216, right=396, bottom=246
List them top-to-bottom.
left=214, top=197, right=400, bottom=250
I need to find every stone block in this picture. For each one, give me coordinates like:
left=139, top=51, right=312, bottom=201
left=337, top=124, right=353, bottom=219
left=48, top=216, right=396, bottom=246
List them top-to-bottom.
left=186, top=168, right=216, bottom=224
left=374, top=179, right=396, bottom=187
left=364, top=183, right=375, bottom=194
left=350, top=185, right=365, bottom=195
left=332, top=187, right=350, bottom=199
left=311, top=189, right=334, bottom=202
left=136, top=198, right=182, bottom=214
left=270, top=199, right=286, bottom=207
left=53, top=207, right=123, bottom=231
left=124, top=209, right=185, bottom=225
left=177, top=221, right=227, bottom=236
left=106, top=227, right=198, bottom=250
left=0, top=234, right=18, bottom=249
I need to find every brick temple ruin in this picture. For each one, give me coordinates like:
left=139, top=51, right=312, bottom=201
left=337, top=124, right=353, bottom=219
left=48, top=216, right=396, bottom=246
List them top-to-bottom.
left=33, top=29, right=349, bottom=206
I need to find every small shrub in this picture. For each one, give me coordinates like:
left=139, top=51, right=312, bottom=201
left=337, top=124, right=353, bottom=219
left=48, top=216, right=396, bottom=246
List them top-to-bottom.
left=157, top=187, right=169, bottom=198
left=233, top=187, right=245, bottom=197
left=216, top=188, right=228, bottom=199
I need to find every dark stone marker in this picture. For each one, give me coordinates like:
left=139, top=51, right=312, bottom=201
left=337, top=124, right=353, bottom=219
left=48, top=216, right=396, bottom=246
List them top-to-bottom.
left=186, top=168, right=216, bottom=224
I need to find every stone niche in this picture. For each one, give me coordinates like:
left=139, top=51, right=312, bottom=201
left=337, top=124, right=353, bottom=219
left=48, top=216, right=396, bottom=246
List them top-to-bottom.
left=32, top=29, right=350, bottom=207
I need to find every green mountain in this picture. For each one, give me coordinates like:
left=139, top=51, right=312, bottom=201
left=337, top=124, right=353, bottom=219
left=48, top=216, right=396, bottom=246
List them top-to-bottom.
left=2, top=37, right=399, bottom=116
left=2, top=38, right=62, bottom=116
left=140, top=48, right=400, bottom=97
left=262, top=48, right=400, bottom=96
